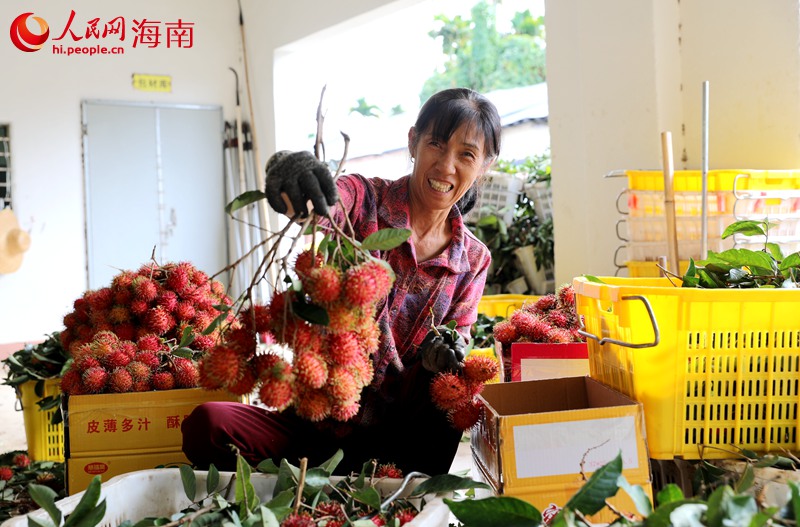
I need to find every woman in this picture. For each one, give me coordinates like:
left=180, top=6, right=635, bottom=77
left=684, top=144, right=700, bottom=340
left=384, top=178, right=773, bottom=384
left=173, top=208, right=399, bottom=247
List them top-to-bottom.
left=182, top=87, right=501, bottom=475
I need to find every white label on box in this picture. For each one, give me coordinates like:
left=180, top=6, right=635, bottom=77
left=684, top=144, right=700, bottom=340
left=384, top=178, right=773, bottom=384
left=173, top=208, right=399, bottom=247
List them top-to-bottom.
left=520, top=358, right=590, bottom=381
left=512, top=416, right=639, bottom=478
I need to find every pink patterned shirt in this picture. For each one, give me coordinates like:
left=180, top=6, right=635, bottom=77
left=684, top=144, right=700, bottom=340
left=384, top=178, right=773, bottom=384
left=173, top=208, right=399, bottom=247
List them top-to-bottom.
left=331, top=174, right=491, bottom=384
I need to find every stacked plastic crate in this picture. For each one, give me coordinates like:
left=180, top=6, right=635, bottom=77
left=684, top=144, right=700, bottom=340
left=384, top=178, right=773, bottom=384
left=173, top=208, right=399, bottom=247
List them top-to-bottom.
left=611, top=169, right=800, bottom=277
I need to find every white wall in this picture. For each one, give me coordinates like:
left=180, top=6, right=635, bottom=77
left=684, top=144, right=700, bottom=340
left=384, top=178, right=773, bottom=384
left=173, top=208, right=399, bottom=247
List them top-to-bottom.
left=547, top=0, right=800, bottom=285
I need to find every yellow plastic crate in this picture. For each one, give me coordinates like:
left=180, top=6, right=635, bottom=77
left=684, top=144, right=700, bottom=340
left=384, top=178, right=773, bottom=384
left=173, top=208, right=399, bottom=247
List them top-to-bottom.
left=625, top=260, right=691, bottom=277
left=573, top=275, right=800, bottom=460
left=478, top=294, right=540, bottom=319
left=19, top=379, right=64, bottom=462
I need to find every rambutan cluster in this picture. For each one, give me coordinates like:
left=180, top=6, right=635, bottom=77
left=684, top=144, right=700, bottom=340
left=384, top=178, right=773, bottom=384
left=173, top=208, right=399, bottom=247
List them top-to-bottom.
left=200, top=248, right=393, bottom=423
left=60, top=261, right=233, bottom=357
left=492, top=283, right=584, bottom=346
left=59, top=330, right=200, bottom=395
left=429, top=353, right=499, bottom=431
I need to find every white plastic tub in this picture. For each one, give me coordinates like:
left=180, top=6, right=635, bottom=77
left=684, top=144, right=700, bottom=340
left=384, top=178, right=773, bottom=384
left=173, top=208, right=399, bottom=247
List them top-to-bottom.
left=1, top=469, right=453, bottom=527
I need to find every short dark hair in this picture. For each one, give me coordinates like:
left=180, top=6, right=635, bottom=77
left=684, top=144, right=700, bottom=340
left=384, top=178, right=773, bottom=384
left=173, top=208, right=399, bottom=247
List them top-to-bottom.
left=412, top=88, right=502, bottom=216
left=412, top=88, right=501, bottom=160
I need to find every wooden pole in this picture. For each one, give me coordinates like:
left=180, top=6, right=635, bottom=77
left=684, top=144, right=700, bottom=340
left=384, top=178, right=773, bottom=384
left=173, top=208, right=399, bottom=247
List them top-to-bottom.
left=661, top=131, right=680, bottom=276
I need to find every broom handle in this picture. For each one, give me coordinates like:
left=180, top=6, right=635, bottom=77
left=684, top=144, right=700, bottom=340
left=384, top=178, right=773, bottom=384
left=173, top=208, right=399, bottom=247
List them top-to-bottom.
left=661, top=131, right=680, bottom=276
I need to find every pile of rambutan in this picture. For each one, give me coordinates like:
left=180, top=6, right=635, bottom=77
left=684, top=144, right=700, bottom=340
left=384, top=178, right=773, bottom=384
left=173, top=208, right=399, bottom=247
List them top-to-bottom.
left=198, top=245, right=394, bottom=423
left=58, top=260, right=233, bottom=395
left=491, top=283, right=584, bottom=346
left=59, top=330, right=200, bottom=395
left=429, top=352, right=500, bottom=431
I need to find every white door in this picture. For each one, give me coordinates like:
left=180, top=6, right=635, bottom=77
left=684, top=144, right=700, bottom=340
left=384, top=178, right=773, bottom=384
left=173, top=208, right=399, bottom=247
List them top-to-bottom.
left=82, top=101, right=227, bottom=290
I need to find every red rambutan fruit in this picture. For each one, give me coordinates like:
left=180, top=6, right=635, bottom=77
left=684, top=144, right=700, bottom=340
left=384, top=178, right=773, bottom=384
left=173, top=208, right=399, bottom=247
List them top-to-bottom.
left=294, top=249, right=323, bottom=278
left=165, top=264, right=191, bottom=295
left=304, top=265, right=342, bottom=305
left=343, top=265, right=381, bottom=308
left=132, top=277, right=159, bottom=303
left=557, top=283, right=576, bottom=308
left=86, top=287, right=114, bottom=312
left=157, top=290, right=179, bottom=312
left=533, top=294, right=558, bottom=313
left=129, top=299, right=148, bottom=317
left=174, top=301, right=196, bottom=322
left=326, top=301, right=359, bottom=333
left=239, top=304, right=271, bottom=333
left=108, top=305, right=130, bottom=325
left=145, top=306, right=174, bottom=335
left=546, top=310, right=572, bottom=329
left=355, top=319, right=381, bottom=355
left=492, top=320, right=518, bottom=345
left=286, top=322, right=323, bottom=355
left=114, top=323, right=136, bottom=342
left=226, top=327, right=258, bottom=358
left=546, top=327, right=574, bottom=344
left=327, top=332, right=363, bottom=366
left=136, top=334, right=162, bottom=352
left=192, top=334, right=216, bottom=351
left=117, top=340, right=137, bottom=357
left=199, top=345, right=241, bottom=388
left=103, top=350, right=132, bottom=370
left=134, top=351, right=161, bottom=370
left=294, top=352, right=328, bottom=389
left=253, top=353, right=294, bottom=383
left=348, top=354, right=374, bottom=388
left=463, top=354, right=500, bottom=384
left=74, top=355, right=101, bottom=372
left=172, top=358, right=199, bottom=388
left=127, top=361, right=152, bottom=384
left=226, top=362, right=257, bottom=396
left=82, top=366, right=109, bottom=393
left=327, top=367, right=359, bottom=405
left=109, top=368, right=134, bottom=393
left=60, top=369, right=84, bottom=395
left=153, top=371, right=176, bottom=390
left=429, top=372, right=469, bottom=411
left=258, top=378, right=294, bottom=411
left=294, top=388, right=331, bottom=422
left=448, top=400, right=482, bottom=431
left=330, top=401, right=360, bottom=422
left=12, top=454, right=30, bottom=469
left=375, top=463, right=403, bottom=479
left=0, top=466, right=12, bottom=481
left=315, top=502, right=346, bottom=520
left=393, top=508, right=418, bottom=526
left=279, top=512, right=316, bottom=527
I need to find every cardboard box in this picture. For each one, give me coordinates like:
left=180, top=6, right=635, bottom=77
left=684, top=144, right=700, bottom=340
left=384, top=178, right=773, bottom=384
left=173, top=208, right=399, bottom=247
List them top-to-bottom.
left=510, top=343, right=589, bottom=382
left=471, top=377, right=651, bottom=523
left=65, top=388, right=239, bottom=456
left=67, top=450, right=190, bottom=495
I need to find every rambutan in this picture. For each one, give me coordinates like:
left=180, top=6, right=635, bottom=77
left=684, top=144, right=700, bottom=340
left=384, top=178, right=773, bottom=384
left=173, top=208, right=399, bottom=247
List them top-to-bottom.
left=294, top=249, right=323, bottom=278
left=165, top=265, right=190, bottom=295
left=304, top=265, right=342, bottom=305
left=343, top=265, right=381, bottom=308
left=111, top=270, right=136, bottom=291
left=132, top=277, right=158, bottom=303
left=210, top=280, right=226, bottom=296
left=557, top=283, right=576, bottom=308
left=113, top=286, right=133, bottom=306
left=86, top=287, right=114, bottom=312
left=157, top=290, right=179, bottom=312
left=268, top=290, right=296, bottom=335
left=533, top=294, right=558, bottom=313
left=129, top=299, right=149, bottom=316
left=174, top=301, right=196, bottom=322
left=326, top=302, right=359, bottom=333
left=239, top=304, right=271, bottom=333
left=108, top=305, right=130, bottom=325
left=145, top=306, right=174, bottom=335
left=546, top=310, right=572, bottom=329
left=491, top=320, right=518, bottom=345
left=286, top=322, right=323, bottom=355
left=114, top=323, right=136, bottom=342
left=225, top=327, right=258, bottom=358
left=546, top=327, right=574, bottom=344
left=93, top=330, right=119, bottom=347
left=327, top=332, right=362, bottom=366
left=137, top=334, right=162, bottom=352
left=192, top=334, right=215, bottom=351
left=117, top=340, right=138, bottom=357
left=199, top=345, right=241, bottom=388
left=103, top=350, right=132, bottom=370
left=134, top=351, right=161, bottom=370
left=294, top=352, right=328, bottom=389
left=253, top=353, right=294, bottom=383
left=348, top=354, right=374, bottom=388
left=463, top=354, right=499, bottom=384
left=74, top=355, right=101, bottom=372
left=172, top=358, right=199, bottom=388
left=127, top=361, right=153, bottom=384
left=226, top=362, right=257, bottom=396
left=82, top=366, right=109, bottom=393
left=327, top=367, right=359, bottom=405
left=109, top=368, right=134, bottom=393
left=60, top=369, right=84, bottom=395
left=153, top=371, right=176, bottom=390
left=429, top=372, right=469, bottom=411
left=131, top=378, right=153, bottom=392
left=258, top=378, right=294, bottom=411
left=294, top=388, right=330, bottom=422
left=448, top=400, right=482, bottom=431
left=330, top=401, right=360, bottom=422
left=12, top=453, right=30, bottom=468
left=375, top=463, right=403, bottom=479
left=0, top=467, right=12, bottom=481
left=314, top=502, right=346, bottom=520
left=393, top=508, right=418, bottom=526
left=279, top=512, right=316, bottom=527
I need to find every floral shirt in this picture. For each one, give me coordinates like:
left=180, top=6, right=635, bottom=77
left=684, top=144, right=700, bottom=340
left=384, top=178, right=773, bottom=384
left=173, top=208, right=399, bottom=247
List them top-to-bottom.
left=331, top=174, right=491, bottom=385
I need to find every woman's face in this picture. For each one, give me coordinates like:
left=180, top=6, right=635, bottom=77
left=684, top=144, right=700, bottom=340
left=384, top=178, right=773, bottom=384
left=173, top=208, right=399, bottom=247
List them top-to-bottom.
left=408, top=122, right=489, bottom=213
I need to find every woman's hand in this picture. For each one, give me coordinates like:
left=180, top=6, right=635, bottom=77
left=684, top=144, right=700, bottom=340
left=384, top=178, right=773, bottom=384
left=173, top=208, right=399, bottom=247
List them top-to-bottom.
left=265, top=150, right=339, bottom=217
left=419, top=326, right=466, bottom=373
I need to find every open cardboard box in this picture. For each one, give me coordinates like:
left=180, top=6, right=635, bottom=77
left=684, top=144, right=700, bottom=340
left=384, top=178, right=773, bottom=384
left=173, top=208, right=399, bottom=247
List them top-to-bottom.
left=471, top=376, right=652, bottom=523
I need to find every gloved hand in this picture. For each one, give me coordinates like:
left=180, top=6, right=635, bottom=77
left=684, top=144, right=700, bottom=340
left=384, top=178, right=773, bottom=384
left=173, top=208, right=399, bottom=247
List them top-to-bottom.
left=265, top=150, right=339, bottom=217
left=419, top=326, right=466, bottom=374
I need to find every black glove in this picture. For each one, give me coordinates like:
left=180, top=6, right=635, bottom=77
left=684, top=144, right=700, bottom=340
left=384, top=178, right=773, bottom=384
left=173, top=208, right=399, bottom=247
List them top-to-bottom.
left=265, top=150, right=339, bottom=217
left=419, top=326, right=466, bottom=374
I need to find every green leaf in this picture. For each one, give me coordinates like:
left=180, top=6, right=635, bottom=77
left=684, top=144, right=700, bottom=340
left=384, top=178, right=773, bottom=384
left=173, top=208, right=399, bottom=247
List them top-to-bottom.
left=226, top=190, right=267, bottom=214
left=721, top=220, right=767, bottom=239
left=360, top=228, right=411, bottom=251
left=765, top=242, right=784, bottom=261
left=714, top=249, right=776, bottom=273
left=780, top=252, right=800, bottom=272
left=581, top=275, right=605, bottom=284
left=291, top=298, right=329, bottom=326
left=202, top=310, right=230, bottom=335
left=179, top=326, right=195, bottom=348
left=171, top=347, right=195, bottom=359
left=319, top=449, right=344, bottom=475
left=563, top=451, right=622, bottom=515
left=235, top=455, right=260, bottom=517
left=256, top=459, right=280, bottom=474
left=274, top=459, right=300, bottom=496
left=734, top=463, right=755, bottom=493
left=179, top=464, right=197, bottom=501
left=207, top=464, right=220, bottom=495
left=301, top=468, right=331, bottom=497
left=410, top=474, right=491, bottom=497
left=616, top=474, right=653, bottom=517
left=64, top=476, right=103, bottom=527
left=789, top=481, right=800, bottom=524
left=27, top=483, right=62, bottom=526
left=656, top=483, right=686, bottom=505
left=705, top=485, right=735, bottom=527
left=351, top=486, right=382, bottom=510
left=265, top=489, right=294, bottom=520
left=445, top=496, right=542, bottom=527
left=68, top=500, right=107, bottom=527
left=645, top=500, right=704, bottom=527
left=666, top=503, right=708, bottom=527
left=252, top=505, right=280, bottom=527
left=28, top=519, right=55, bottom=527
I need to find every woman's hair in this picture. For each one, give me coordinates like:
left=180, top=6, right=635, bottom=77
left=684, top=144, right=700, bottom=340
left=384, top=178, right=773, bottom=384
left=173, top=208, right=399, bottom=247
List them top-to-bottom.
left=411, top=88, right=502, bottom=216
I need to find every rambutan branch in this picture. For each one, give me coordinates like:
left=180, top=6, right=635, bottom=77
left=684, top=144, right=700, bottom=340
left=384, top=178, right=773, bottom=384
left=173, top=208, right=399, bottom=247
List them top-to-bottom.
left=293, top=457, right=308, bottom=515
